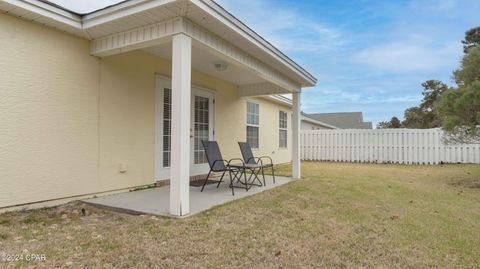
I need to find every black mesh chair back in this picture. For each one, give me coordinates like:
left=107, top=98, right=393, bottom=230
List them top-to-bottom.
left=202, top=140, right=226, bottom=172
left=238, top=141, right=276, bottom=185
left=238, top=142, right=256, bottom=164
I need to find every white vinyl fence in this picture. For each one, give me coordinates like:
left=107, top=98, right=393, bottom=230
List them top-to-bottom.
left=301, top=129, right=480, bottom=164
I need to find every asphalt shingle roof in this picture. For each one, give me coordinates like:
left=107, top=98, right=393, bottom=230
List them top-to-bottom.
left=305, top=112, right=372, bottom=129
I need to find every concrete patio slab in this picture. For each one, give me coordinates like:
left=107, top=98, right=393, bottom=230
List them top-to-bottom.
left=83, top=176, right=291, bottom=218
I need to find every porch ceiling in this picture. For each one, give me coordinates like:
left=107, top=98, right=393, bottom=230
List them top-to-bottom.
left=83, top=0, right=315, bottom=87
left=145, top=41, right=265, bottom=86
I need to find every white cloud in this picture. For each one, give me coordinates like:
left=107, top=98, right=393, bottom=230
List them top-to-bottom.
left=216, top=0, right=345, bottom=54
left=407, top=0, right=458, bottom=12
left=352, top=40, right=461, bottom=73
left=315, top=87, right=420, bottom=105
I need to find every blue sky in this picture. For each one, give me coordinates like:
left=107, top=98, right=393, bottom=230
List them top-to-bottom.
left=53, top=0, right=480, bottom=126
left=215, top=0, right=480, bottom=126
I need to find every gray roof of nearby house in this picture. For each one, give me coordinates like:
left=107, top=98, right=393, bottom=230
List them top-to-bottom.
left=262, top=96, right=337, bottom=129
left=300, top=112, right=337, bottom=129
left=306, top=112, right=373, bottom=129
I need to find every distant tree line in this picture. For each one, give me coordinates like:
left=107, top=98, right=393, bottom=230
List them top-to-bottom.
left=377, top=26, right=480, bottom=143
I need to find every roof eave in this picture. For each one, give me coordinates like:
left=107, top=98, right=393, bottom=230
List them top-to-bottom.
left=2, top=0, right=317, bottom=87
left=5, top=0, right=82, bottom=27
left=192, top=0, right=317, bottom=86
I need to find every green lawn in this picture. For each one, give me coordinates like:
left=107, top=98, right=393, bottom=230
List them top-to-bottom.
left=1, top=162, right=479, bottom=268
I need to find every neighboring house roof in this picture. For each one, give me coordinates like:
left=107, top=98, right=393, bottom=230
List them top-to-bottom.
left=0, top=0, right=317, bottom=88
left=262, top=96, right=337, bottom=129
left=306, top=112, right=373, bottom=129
left=301, top=113, right=337, bottom=129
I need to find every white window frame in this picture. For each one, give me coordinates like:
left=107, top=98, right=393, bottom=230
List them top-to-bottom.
left=246, top=101, right=260, bottom=149
left=279, top=110, right=288, bottom=149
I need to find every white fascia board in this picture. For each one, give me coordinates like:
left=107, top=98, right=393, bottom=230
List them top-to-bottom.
left=3, top=0, right=82, bottom=28
left=82, top=0, right=178, bottom=29
left=189, top=0, right=317, bottom=87
left=262, top=95, right=293, bottom=107
left=272, top=95, right=293, bottom=104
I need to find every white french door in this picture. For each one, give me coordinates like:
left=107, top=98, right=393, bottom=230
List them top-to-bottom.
left=155, top=76, right=215, bottom=181
left=190, top=87, right=214, bottom=176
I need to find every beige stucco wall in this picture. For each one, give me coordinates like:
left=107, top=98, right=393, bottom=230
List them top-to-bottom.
left=0, top=13, right=292, bottom=208
left=0, top=13, right=101, bottom=208
left=97, top=51, right=157, bottom=191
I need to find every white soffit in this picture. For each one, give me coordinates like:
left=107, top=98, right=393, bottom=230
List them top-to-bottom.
left=145, top=41, right=265, bottom=85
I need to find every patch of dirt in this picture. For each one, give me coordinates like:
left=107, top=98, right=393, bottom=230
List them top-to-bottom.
left=449, top=178, right=480, bottom=189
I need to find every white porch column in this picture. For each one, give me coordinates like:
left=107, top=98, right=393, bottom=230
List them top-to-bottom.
left=170, top=34, right=192, bottom=216
left=292, top=91, right=301, bottom=179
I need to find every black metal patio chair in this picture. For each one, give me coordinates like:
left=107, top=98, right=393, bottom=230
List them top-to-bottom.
left=201, top=140, right=249, bottom=195
left=238, top=142, right=276, bottom=185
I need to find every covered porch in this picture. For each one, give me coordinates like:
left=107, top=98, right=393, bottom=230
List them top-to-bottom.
left=87, top=1, right=316, bottom=217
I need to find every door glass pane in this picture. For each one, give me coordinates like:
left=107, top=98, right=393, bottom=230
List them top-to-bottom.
left=163, top=88, right=172, bottom=167
left=194, top=95, right=209, bottom=164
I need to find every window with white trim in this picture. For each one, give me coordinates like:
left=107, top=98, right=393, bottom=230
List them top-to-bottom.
left=246, top=101, right=259, bottom=149
left=279, top=111, right=288, bottom=148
